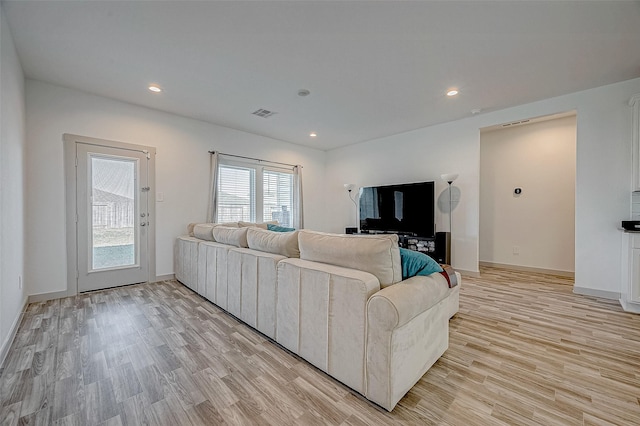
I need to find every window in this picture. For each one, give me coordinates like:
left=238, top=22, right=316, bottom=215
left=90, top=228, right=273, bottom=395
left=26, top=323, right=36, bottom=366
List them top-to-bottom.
left=216, top=162, right=295, bottom=227
left=217, top=165, right=255, bottom=223
left=263, top=170, right=294, bottom=227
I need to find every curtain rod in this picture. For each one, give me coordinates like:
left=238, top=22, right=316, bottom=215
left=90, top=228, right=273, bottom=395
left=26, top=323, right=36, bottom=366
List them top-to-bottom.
left=208, top=151, right=301, bottom=168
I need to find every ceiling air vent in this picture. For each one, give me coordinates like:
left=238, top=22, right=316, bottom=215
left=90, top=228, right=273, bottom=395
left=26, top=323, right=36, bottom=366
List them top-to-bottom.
left=252, top=108, right=277, bottom=118
left=502, top=119, right=530, bottom=128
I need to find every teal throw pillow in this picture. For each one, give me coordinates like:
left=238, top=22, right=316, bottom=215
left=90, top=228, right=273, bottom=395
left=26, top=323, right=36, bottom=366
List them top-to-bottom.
left=267, top=224, right=296, bottom=232
left=399, top=247, right=443, bottom=279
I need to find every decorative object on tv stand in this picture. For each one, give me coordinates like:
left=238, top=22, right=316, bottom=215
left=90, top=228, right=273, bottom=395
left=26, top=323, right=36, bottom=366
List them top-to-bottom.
left=440, top=173, right=458, bottom=235
left=344, top=183, right=358, bottom=234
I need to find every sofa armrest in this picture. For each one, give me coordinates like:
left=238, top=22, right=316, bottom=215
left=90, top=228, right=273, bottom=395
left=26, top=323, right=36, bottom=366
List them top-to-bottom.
left=366, top=273, right=453, bottom=411
left=367, top=273, right=451, bottom=329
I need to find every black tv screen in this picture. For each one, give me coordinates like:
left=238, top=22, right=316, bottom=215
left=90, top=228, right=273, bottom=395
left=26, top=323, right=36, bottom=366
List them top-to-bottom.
left=359, top=181, right=435, bottom=238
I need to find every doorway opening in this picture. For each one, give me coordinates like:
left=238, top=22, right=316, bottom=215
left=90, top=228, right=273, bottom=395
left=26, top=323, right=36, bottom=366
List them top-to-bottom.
left=479, top=111, right=576, bottom=277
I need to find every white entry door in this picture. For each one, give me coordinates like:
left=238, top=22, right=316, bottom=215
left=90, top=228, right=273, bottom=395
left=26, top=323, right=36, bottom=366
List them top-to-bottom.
left=75, top=142, right=150, bottom=292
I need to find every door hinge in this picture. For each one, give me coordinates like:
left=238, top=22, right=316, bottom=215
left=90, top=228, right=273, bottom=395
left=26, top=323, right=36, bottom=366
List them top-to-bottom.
left=75, top=157, right=78, bottom=167
left=75, top=213, right=78, bottom=223
left=76, top=270, right=79, bottom=279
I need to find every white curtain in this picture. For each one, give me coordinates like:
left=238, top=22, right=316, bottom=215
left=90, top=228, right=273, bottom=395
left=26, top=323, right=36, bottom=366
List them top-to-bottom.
left=206, top=152, right=219, bottom=223
left=293, top=165, right=304, bottom=229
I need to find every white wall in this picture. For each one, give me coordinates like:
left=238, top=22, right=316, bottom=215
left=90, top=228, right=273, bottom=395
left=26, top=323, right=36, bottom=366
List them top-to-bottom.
left=0, top=7, right=27, bottom=359
left=18, top=66, right=640, bottom=299
left=326, top=77, right=640, bottom=296
left=25, top=80, right=326, bottom=297
left=479, top=115, right=576, bottom=273
left=324, top=121, right=479, bottom=273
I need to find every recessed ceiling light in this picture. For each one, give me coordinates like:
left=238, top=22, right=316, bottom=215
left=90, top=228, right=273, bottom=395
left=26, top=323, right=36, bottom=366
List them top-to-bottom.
left=148, top=84, right=162, bottom=93
left=447, top=89, right=459, bottom=97
left=309, top=132, right=317, bottom=137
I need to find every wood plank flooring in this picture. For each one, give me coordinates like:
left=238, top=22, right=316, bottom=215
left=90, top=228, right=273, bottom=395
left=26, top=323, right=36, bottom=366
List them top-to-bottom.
left=1, top=267, right=639, bottom=425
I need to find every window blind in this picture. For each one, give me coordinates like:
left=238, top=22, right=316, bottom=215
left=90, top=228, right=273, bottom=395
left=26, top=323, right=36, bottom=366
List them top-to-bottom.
left=215, top=157, right=298, bottom=226
left=217, top=165, right=255, bottom=223
left=263, top=170, right=294, bottom=227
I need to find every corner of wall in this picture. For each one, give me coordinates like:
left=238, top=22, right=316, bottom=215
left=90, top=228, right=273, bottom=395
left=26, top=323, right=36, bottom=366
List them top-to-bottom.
left=0, top=3, right=28, bottom=367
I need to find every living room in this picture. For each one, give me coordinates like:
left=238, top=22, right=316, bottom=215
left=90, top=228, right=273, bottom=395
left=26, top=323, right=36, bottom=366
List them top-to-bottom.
left=1, top=1, right=640, bottom=424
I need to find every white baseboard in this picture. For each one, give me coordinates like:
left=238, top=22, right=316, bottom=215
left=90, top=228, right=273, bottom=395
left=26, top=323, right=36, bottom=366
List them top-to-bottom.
left=479, top=261, right=574, bottom=278
left=456, top=269, right=480, bottom=278
left=154, top=274, right=175, bottom=282
left=25, top=276, right=175, bottom=305
left=573, top=286, right=620, bottom=300
left=28, top=290, right=69, bottom=304
left=0, top=297, right=28, bottom=370
left=619, top=298, right=640, bottom=313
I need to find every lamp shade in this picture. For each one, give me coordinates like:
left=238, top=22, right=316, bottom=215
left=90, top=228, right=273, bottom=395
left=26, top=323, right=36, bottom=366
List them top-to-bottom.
left=440, top=173, right=459, bottom=183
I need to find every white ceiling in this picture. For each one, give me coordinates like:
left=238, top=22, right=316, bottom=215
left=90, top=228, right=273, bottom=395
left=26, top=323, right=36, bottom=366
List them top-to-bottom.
left=3, top=1, right=640, bottom=150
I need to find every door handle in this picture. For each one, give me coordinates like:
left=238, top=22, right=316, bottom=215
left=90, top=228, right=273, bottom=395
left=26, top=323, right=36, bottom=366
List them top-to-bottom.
left=141, top=222, right=147, bottom=227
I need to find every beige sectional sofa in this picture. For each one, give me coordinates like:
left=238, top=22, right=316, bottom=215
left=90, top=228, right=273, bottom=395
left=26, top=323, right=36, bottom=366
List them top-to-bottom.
left=174, top=223, right=460, bottom=411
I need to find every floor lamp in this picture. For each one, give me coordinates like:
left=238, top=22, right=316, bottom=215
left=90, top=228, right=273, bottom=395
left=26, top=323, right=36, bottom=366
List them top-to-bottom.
left=440, top=173, right=458, bottom=234
left=344, top=183, right=358, bottom=233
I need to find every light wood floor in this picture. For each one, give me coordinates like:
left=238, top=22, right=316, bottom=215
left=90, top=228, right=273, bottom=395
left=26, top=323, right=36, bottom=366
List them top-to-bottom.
left=1, top=267, right=639, bottom=425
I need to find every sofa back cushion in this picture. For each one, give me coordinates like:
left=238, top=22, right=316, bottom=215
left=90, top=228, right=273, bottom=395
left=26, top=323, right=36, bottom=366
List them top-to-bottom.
left=238, top=220, right=279, bottom=229
left=189, top=222, right=238, bottom=238
left=193, top=223, right=216, bottom=241
left=213, top=226, right=249, bottom=248
left=247, top=227, right=300, bottom=258
left=298, top=230, right=402, bottom=286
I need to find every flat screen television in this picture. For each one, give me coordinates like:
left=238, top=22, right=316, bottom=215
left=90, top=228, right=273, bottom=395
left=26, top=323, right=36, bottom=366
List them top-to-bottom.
left=359, top=181, right=435, bottom=238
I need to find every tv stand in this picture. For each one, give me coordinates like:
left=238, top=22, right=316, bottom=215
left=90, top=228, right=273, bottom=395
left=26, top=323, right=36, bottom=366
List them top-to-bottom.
left=353, top=230, right=451, bottom=265
left=398, top=232, right=451, bottom=265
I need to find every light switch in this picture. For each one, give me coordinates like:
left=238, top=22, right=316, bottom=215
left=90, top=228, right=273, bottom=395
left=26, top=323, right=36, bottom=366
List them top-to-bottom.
left=157, top=192, right=164, bottom=202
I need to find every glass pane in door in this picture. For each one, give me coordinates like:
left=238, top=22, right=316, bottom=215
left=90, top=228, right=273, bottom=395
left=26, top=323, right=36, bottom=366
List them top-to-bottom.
left=91, top=156, right=137, bottom=270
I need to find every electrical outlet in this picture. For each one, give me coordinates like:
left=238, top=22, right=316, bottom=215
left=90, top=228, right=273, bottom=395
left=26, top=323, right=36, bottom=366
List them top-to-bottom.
left=513, top=246, right=520, bottom=255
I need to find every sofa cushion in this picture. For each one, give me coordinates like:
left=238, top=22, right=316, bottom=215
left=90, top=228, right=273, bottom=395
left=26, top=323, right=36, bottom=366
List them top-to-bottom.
left=238, top=220, right=278, bottom=229
left=189, top=221, right=238, bottom=237
left=218, top=221, right=240, bottom=228
left=192, top=222, right=240, bottom=241
left=193, top=223, right=216, bottom=241
left=213, top=226, right=249, bottom=248
left=247, top=227, right=300, bottom=258
left=298, top=230, right=402, bottom=287
left=399, top=248, right=443, bottom=279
